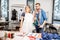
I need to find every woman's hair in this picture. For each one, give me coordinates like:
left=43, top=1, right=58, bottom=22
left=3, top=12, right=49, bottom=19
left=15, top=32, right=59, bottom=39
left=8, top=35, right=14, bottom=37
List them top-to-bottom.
left=25, top=5, right=31, bottom=10
left=25, top=5, right=31, bottom=13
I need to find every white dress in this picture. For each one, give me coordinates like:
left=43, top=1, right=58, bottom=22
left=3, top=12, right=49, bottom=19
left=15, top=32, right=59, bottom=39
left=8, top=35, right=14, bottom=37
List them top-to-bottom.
left=22, top=13, right=35, bottom=33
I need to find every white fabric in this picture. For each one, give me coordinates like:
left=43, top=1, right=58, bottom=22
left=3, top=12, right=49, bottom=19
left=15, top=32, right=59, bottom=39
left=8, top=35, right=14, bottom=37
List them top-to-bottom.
left=22, top=13, right=35, bottom=33
left=13, top=36, right=30, bottom=40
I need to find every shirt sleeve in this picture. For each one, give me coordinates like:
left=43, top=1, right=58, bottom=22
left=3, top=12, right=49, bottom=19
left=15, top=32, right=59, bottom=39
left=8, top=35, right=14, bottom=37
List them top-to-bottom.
left=42, top=10, right=47, bottom=21
left=21, top=12, right=25, bottom=17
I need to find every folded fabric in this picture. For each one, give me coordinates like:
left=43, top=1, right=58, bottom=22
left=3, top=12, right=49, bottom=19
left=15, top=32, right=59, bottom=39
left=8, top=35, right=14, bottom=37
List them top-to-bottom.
left=33, top=20, right=38, bottom=26
left=42, top=32, right=60, bottom=39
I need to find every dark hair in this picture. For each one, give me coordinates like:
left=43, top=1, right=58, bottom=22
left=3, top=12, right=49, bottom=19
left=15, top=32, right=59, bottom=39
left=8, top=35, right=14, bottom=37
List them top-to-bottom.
left=35, top=3, right=40, bottom=6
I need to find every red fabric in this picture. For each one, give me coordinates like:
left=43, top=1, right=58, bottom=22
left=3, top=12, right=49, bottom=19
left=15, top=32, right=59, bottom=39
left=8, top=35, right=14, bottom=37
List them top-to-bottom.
left=8, top=33, right=11, bottom=38
left=28, top=36, right=36, bottom=40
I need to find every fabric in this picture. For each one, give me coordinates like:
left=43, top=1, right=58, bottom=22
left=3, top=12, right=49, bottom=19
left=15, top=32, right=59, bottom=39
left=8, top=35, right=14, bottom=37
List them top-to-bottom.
left=39, top=9, right=47, bottom=25
left=21, top=12, right=25, bottom=17
left=21, top=12, right=25, bottom=21
left=22, top=13, right=35, bottom=33
left=33, top=19, right=38, bottom=26
left=35, top=25, right=43, bottom=33
left=42, top=32, right=60, bottom=39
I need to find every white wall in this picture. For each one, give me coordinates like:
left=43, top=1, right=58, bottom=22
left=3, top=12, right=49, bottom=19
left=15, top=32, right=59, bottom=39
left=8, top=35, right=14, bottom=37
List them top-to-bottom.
left=35, top=0, right=53, bottom=23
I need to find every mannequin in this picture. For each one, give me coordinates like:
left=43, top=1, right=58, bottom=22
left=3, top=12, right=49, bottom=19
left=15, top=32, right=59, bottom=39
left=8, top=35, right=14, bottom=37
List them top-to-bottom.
left=11, top=9, right=17, bottom=20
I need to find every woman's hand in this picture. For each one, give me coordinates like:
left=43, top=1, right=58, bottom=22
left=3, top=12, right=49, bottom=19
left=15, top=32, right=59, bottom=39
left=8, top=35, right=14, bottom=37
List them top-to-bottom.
left=39, top=25, right=44, bottom=28
left=19, top=27, right=23, bottom=32
left=19, top=28, right=26, bottom=34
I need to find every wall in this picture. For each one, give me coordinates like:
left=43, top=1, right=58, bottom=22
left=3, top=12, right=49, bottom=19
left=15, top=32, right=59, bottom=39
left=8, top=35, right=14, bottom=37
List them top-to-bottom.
left=9, top=0, right=26, bottom=21
left=35, top=0, right=53, bottom=23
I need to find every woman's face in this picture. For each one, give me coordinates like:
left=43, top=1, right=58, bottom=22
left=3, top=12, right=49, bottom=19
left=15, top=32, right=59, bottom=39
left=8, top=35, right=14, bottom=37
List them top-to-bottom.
left=25, top=6, right=30, bottom=13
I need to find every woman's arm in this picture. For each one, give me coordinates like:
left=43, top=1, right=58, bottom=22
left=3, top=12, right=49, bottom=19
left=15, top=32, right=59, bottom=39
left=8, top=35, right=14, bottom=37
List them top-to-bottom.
left=33, top=11, right=36, bottom=21
left=20, top=16, right=24, bottom=29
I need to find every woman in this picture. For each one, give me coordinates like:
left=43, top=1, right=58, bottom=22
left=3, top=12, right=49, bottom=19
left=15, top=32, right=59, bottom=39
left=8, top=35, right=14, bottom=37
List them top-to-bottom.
left=20, top=5, right=35, bottom=33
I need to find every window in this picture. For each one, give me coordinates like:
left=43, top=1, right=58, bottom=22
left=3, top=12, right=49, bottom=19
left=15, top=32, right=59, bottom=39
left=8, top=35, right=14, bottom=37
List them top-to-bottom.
left=0, top=0, right=1, bottom=18
left=1, top=0, right=9, bottom=21
left=27, top=0, right=34, bottom=12
left=53, top=0, right=60, bottom=24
